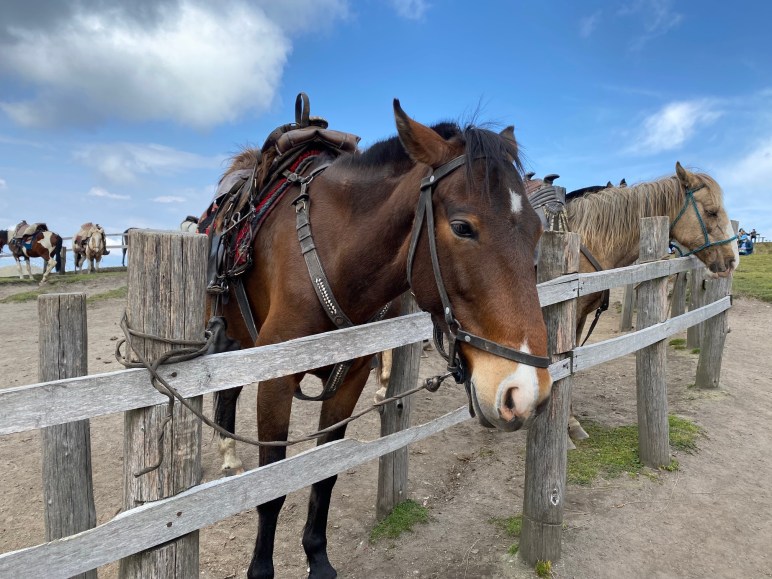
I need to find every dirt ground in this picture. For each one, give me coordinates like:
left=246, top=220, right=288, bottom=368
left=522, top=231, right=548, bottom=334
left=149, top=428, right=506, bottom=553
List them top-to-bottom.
left=1, top=271, right=770, bottom=579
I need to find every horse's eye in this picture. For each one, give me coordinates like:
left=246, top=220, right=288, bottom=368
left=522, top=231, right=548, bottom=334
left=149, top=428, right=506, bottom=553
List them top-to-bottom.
left=706, top=210, right=718, bottom=218
left=450, top=220, right=475, bottom=238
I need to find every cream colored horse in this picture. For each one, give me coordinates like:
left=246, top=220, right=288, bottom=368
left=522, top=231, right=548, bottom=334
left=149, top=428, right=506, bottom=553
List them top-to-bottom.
left=73, top=224, right=107, bottom=273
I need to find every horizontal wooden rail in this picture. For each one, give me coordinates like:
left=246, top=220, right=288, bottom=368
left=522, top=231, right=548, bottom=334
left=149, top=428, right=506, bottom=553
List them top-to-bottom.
left=0, top=258, right=718, bottom=436
left=0, top=313, right=433, bottom=435
left=0, top=407, right=470, bottom=578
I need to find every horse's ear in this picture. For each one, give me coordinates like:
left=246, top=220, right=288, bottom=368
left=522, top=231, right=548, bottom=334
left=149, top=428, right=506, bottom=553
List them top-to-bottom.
left=393, top=99, right=454, bottom=167
left=499, top=125, right=518, bottom=162
left=676, top=162, right=700, bottom=190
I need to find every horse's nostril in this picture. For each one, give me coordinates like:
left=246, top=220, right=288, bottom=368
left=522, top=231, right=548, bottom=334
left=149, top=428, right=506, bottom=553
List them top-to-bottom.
left=499, top=387, right=518, bottom=421
left=504, top=391, right=516, bottom=412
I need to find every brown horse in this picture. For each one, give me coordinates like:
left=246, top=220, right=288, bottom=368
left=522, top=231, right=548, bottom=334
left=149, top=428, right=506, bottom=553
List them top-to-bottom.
left=207, top=100, right=552, bottom=579
left=565, top=162, right=738, bottom=439
left=0, top=227, right=63, bottom=284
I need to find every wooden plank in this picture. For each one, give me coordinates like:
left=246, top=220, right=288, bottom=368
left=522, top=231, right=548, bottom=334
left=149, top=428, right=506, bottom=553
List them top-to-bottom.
left=635, top=218, right=670, bottom=468
left=119, top=230, right=205, bottom=578
left=521, top=231, right=580, bottom=565
left=578, top=255, right=702, bottom=297
left=687, top=268, right=707, bottom=349
left=670, top=271, right=688, bottom=318
left=536, top=274, right=579, bottom=307
left=695, top=276, right=732, bottom=388
left=619, top=284, right=635, bottom=332
left=38, top=294, right=97, bottom=579
left=377, top=294, right=421, bottom=519
left=573, top=297, right=730, bottom=373
left=0, top=312, right=434, bottom=435
left=0, top=407, right=470, bottom=579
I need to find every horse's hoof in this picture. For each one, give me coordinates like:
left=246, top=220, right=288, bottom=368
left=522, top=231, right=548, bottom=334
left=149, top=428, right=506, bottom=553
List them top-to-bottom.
left=374, top=386, right=387, bottom=405
left=569, top=424, right=589, bottom=441
left=567, top=437, right=577, bottom=451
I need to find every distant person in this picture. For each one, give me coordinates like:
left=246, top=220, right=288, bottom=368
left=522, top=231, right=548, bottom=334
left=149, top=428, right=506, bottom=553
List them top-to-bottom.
left=750, top=229, right=757, bottom=243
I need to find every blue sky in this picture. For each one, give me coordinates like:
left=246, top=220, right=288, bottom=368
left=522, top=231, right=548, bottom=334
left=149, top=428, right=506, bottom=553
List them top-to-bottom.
left=1, top=0, right=771, bottom=266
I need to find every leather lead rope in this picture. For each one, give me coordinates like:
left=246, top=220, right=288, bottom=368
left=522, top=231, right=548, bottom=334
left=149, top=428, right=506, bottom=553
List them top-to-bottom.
left=579, top=245, right=609, bottom=346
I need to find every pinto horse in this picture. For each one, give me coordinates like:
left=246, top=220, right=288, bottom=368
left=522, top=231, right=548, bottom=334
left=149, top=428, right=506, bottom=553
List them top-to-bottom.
left=207, top=100, right=552, bottom=579
left=563, top=162, right=738, bottom=440
left=0, top=227, right=63, bottom=284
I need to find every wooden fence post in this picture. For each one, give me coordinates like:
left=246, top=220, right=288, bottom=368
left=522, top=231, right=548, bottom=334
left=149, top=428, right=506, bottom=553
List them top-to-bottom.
left=635, top=217, right=670, bottom=468
left=694, top=220, right=737, bottom=388
left=119, top=230, right=207, bottom=578
left=520, top=231, right=580, bottom=566
left=60, top=246, right=67, bottom=274
left=686, top=268, right=707, bottom=349
left=670, top=272, right=688, bottom=318
left=620, top=284, right=635, bottom=331
left=39, top=293, right=97, bottom=579
left=377, top=293, right=421, bottom=520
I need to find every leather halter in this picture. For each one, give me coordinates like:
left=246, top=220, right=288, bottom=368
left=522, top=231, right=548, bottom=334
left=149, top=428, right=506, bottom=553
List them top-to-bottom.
left=406, top=155, right=549, bottom=415
left=669, top=184, right=738, bottom=257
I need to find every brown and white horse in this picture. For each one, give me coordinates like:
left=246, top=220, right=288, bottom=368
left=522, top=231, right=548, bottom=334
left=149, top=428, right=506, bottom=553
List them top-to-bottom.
left=206, top=100, right=552, bottom=579
left=565, top=162, right=738, bottom=439
left=73, top=223, right=108, bottom=273
left=0, top=227, right=63, bottom=284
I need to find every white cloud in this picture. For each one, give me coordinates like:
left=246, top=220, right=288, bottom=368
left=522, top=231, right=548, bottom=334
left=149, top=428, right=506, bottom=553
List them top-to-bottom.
left=390, top=0, right=430, bottom=20
left=619, top=0, right=683, bottom=51
left=0, top=1, right=347, bottom=129
left=579, top=11, right=602, bottom=38
left=631, top=100, right=722, bottom=155
left=718, top=138, right=772, bottom=190
left=75, top=142, right=224, bottom=184
left=0, top=178, right=6, bottom=190
left=88, top=186, right=130, bottom=200
left=153, top=195, right=186, bottom=203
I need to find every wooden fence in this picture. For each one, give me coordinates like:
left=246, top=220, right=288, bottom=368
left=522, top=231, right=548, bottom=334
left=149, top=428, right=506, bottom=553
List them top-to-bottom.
left=0, top=223, right=732, bottom=576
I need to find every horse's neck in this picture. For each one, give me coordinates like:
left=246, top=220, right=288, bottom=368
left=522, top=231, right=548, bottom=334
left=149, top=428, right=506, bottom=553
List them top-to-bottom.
left=317, top=168, right=417, bottom=321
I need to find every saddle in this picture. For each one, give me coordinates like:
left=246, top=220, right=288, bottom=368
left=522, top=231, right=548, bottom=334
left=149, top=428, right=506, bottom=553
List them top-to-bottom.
left=202, top=93, right=360, bottom=294
left=12, top=222, right=46, bottom=244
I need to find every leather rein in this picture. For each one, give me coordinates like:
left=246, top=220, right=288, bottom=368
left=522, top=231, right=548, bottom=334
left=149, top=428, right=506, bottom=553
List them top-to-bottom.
left=406, top=155, right=549, bottom=417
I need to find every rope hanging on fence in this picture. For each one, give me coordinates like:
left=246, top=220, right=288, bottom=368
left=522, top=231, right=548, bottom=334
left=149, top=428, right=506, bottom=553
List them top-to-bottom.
left=114, top=311, right=440, bottom=477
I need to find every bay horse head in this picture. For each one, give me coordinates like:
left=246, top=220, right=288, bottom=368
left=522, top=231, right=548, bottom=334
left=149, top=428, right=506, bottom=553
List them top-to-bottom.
left=394, top=100, right=552, bottom=431
left=671, top=162, right=738, bottom=277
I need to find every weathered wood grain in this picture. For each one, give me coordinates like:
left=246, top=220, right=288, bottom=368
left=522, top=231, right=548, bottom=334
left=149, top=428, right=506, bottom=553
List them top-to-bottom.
left=635, top=218, right=670, bottom=468
left=119, top=230, right=205, bottom=578
left=521, top=231, right=580, bottom=565
left=687, top=267, right=707, bottom=349
left=670, top=271, right=688, bottom=318
left=695, top=276, right=732, bottom=388
left=620, top=284, right=635, bottom=331
left=38, top=293, right=97, bottom=579
left=377, top=294, right=421, bottom=520
left=0, top=313, right=434, bottom=435
left=0, top=408, right=470, bottom=579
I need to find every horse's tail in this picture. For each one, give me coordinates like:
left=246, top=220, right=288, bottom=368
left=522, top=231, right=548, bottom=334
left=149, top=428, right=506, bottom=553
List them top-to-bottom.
left=53, top=234, right=63, bottom=272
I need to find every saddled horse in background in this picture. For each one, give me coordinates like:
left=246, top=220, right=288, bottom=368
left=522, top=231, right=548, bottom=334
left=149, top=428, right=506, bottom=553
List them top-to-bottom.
left=205, top=99, right=552, bottom=579
left=562, top=162, right=738, bottom=439
left=73, top=223, right=108, bottom=273
left=0, top=225, right=63, bottom=284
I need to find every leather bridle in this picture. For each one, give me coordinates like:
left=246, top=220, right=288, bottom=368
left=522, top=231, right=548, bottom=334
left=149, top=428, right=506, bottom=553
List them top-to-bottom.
left=406, top=155, right=550, bottom=416
left=669, top=184, right=738, bottom=257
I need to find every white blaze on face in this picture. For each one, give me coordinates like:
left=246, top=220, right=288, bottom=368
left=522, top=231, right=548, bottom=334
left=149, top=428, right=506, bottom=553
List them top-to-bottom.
left=509, top=188, right=522, bottom=215
left=495, top=340, right=540, bottom=418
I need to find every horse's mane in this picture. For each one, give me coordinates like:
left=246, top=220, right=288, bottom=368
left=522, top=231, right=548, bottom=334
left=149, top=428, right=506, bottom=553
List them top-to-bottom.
left=349, top=122, right=523, bottom=194
left=226, top=149, right=260, bottom=174
left=566, top=173, right=721, bottom=250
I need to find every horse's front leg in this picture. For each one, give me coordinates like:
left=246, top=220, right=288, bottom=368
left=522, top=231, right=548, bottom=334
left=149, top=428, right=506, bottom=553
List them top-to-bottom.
left=14, top=257, right=24, bottom=279
left=40, top=257, right=55, bottom=284
left=24, top=259, right=33, bottom=280
left=303, top=359, right=373, bottom=579
left=248, top=374, right=299, bottom=579
left=214, top=386, right=245, bottom=475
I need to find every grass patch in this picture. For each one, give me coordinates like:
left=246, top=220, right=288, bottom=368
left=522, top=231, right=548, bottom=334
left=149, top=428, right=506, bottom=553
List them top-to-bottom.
left=733, top=251, right=772, bottom=302
left=0, top=269, right=126, bottom=286
left=87, top=286, right=127, bottom=303
left=0, top=289, right=45, bottom=303
left=668, top=338, right=686, bottom=350
left=691, top=348, right=700, bottom=354
left=568, top=415, right=702, bottom=484
left=668, top=415, right=702, bottom=453
left=369, top=500, right=429, bottom=542
left=491, top=514, right=523, bottom=538
left=507, top=543, right=519, bottom=555
left=535, top=560, right=552, bottom=577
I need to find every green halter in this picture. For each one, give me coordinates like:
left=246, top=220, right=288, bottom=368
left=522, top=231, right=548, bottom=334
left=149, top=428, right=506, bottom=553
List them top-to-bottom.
left=669, top=184, right=737, bottom=257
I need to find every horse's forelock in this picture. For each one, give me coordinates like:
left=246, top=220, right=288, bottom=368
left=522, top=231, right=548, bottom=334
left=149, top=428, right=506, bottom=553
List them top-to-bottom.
left=225, top=149, right=260, bottom=176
